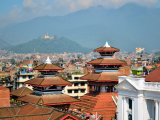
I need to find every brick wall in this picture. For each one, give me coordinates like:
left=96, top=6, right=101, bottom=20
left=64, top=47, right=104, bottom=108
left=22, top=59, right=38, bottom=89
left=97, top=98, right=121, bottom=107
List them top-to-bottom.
left=0, top=87, right=10, bottom=107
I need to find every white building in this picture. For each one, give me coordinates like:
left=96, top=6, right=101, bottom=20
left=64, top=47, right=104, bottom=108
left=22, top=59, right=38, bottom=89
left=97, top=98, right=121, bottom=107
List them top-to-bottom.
left=16, top=64, right=39, bottom=90
left=115, top=67, right=160, bottom=120
left=62, top=74, right=88, bottom=98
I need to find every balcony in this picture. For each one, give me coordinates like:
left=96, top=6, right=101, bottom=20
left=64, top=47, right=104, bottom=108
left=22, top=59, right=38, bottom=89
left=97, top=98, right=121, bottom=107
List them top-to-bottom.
left=19, top=71, right=36, bottom=75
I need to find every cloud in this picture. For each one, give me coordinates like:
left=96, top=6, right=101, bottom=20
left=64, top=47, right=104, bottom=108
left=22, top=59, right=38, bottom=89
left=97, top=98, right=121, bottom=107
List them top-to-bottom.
left=0, top=0, right=158, bottom=29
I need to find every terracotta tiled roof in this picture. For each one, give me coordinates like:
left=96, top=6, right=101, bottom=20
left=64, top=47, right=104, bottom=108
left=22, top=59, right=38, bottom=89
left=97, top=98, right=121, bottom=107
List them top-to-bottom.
left=94, top=46, right=120, bottom=52
left=87, top=58, right=126, bottom=65
left=34, top=63, right=64, bottom=71
left=145, top=67, right=160, bottom=82
left=80, top=72, right=126, bottom=82
left=25, top=76, right=72, bottom=86
left=10, top=87, right=34, bottom=97
left=17, top=94, right=41, bottom=104
left=18, top=94, right=80, bottom=105
left=41, top=94, right=80, bottom=105
left=0, top=104, right=81, bottom=120
left=17, top=104, right=52, bottom=116
left=0, top=107, right=21, bottom=117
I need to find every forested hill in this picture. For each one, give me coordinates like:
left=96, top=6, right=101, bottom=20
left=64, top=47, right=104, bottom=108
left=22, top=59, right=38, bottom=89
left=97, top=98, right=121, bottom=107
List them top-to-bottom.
left=7, top=36, right=91, bottom=53
left=0, top=39, right=10, bottom=49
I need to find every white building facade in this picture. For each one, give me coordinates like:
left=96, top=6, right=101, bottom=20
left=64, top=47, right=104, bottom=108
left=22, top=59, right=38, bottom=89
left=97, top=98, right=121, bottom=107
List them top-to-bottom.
left=62, top=74, right=88, bottom=98
left=115, top=75, right=160, bottom=120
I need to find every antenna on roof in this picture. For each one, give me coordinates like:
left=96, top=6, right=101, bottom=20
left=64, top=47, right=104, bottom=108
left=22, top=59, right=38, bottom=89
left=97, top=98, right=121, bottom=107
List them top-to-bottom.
left=104, top=41, right=110, bottom=47
left=45, top=56, right=51, bottom=64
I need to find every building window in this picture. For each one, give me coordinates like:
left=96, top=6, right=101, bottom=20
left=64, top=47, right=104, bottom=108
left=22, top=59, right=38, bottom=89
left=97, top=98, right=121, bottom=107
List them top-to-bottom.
left=29, top=75, right=32, bottom=79
left=23, top=76, right=26, bottom=79
left=74, top=77, right=79, bottom=80
left=22, top=83, right=26, bottom=87
left=74, top=83, right=78, bottom=86
left=81, top=83, right=85, bottom=86
left=81, top=89, right=85, bottom=93
left=68, top=90, right=72, bottom=93
left=74, top=90, right=78, bottom=93
left=129, top=99, right=132, bottom=109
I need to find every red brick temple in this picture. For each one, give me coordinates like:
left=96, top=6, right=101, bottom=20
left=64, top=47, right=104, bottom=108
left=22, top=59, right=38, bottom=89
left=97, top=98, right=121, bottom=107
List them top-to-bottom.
left=70, top=42, right=127, bottom=120
left=17, top=57, right=80, bottom=110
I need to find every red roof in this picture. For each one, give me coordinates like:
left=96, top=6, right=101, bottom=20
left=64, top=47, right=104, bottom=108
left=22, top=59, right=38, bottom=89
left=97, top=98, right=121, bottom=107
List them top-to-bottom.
left=94, top=46, right=120, bottom=52
left=87, top=58, right=126, bottom=65
left=34, top=63, right=64, bottom=71
left=145, top=67, right=160, bottom=82
left=80, top=72, right=126, bottom=82
left=25, top=76, right=72, bottom=87
left=10, top=87, right=34, bottom=97
left=17, top=94, right=80, bottom=105
left=0, top=104, right=82, bottom=120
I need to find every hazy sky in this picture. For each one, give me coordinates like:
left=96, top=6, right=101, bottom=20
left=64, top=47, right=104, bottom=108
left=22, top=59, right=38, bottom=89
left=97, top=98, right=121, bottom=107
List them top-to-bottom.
left=0, top=0, right=160, bottom=28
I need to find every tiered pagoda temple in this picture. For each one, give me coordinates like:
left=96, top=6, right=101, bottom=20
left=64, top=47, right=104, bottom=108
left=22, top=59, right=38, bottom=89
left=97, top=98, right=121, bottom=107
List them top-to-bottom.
left=70, top=42, right=127, bottom=120
left=17, top=57, right=80, bottom=109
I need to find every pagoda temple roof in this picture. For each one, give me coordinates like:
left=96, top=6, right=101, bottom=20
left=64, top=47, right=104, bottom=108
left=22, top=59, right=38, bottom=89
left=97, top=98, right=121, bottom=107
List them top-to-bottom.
left=94, top=46, right=120, bottom=52
left=87, top=58, right=126, bottom=65
left=34, top=63, right=64, bottom=71
left=80, top=72, right=126, bottom=82
left=25, top=76, right=72, bottom=87
left=10, top=87, right=34, bottom=97
left=17, top=94, right=80, bottom=105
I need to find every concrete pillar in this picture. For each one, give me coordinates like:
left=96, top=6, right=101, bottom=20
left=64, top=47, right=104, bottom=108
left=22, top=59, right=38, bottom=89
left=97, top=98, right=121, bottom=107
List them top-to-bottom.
left=87, top=85, right=90, bottom=93
left=92, top=85, right=94, bottom=91
left=122, top=97, right=125, bottom=120
left=132, top=99, right=134, bottom=120
left=155, top=100, right=158, bottom=120
left=158, top=101, right=160, bottom=120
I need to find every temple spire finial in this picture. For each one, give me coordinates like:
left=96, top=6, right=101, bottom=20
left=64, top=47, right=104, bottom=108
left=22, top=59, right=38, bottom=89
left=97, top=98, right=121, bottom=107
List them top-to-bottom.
left=104, top=41, right=110, bottom=47
left=45, top=56, right=51, bottom=64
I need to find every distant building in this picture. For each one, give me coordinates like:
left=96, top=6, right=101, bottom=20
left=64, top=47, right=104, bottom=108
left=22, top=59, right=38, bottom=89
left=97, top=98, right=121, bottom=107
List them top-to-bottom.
left=41, top=32, right=54, bottom=39
left=136, top=47, right=145, bottom=54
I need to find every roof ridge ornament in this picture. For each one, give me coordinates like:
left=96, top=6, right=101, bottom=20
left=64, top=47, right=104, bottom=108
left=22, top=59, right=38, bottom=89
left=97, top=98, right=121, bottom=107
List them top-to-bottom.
left=104, top=41, right=110, bottom=47
left=45, top=56, right=51, bottom=64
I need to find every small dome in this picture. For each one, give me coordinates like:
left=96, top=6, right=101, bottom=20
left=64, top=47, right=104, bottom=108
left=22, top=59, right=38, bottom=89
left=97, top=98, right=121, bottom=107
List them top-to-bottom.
left=104, top=41, right=110, bottom=47
left=45, top=56, right=51, bottom=64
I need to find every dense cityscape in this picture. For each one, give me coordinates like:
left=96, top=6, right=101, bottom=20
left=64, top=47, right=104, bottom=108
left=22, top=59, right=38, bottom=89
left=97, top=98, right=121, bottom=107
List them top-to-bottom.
left=1, top=0, right=160, bottom=120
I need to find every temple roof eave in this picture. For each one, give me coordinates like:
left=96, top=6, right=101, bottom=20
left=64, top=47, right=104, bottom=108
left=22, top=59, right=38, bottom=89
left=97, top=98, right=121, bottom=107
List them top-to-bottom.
left=25, top=83, right=72, bottom=87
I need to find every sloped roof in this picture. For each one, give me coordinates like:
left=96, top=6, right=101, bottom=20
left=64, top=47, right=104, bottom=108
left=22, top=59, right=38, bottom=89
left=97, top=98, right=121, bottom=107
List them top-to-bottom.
left=94, top=46, right=120, bottom=52
left=87, top=58, right=126, bottom=65
left=34, top=63, right=64, bottom=71
left=145, top=67, right=160, bottom=82
left=80, top=72, right=126, bottom=82
left=25, top=76, right=72, bottom=86
left=10, top=87, right=34, bottom=97
left=17, top=94, right=80, bottom=105
left=0, top=104, right=81, bottom=120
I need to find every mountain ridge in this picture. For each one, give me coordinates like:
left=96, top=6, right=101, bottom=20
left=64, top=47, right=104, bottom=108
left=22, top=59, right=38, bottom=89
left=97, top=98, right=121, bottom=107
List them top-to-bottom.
left=0, top=3, right=160, bottom=52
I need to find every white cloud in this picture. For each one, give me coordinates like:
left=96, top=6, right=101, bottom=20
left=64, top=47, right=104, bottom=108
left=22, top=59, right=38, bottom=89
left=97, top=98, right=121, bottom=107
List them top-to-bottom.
left=0, top=0, right=158, bottom=29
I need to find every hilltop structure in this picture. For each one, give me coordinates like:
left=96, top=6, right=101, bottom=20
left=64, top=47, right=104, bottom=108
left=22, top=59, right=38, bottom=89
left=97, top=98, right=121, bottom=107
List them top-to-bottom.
left=42, top=32, right=54, bottom=39
left=70, top=42, right=127, bottom=120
